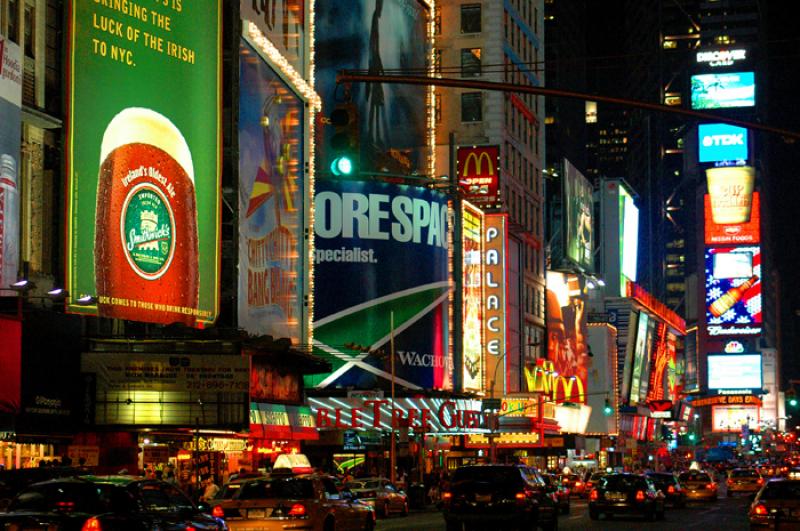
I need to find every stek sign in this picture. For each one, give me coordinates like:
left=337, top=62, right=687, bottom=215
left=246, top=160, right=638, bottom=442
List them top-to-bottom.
left=698, top=123, right=748, bottom=163
left=457, top=146, right=499, bottom=205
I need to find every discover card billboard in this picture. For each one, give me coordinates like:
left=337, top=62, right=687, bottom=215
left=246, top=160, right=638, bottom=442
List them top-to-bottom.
left=309, top=180, right=450, bottom=390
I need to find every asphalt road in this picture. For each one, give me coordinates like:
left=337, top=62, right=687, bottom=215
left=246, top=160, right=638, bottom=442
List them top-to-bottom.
left=375, top=493, right=753, bottom=530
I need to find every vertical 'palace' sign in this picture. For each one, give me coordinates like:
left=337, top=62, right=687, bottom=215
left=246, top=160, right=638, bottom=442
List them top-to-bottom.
left=484, top=214, right=507, bottom=360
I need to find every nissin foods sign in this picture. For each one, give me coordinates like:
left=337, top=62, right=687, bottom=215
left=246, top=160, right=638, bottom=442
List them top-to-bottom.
left=698, top=124, right=748, bottom=163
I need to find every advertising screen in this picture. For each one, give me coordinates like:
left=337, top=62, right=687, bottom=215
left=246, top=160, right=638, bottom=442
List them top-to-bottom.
left=240, top=0, right=305, bottom=76
left=316, top=0, right=429, bottom=175
left=66, top=1, right=222, bottom=326
left=0, top=36, right=21, bottom=294
left=238, top=41, right=305, bottom=343
left=691, top=72, right=755, bottom=109
left=698, top=123, right=748, bottom=163
left=457, top=146, right=499, bottom=206
left=563, top=159, right=594, bottom=271
left=706, top=166, right=755, bottom=225
left=309, top=180, right=450, bottom=390
left=620, top=185, right=639, bottom=294
left=705, top=193, right=760, bottom=246
left=462, top=202, right=484, bottom=392
left=706, top=247, right=761, bottom=330
left=546, top=271, right=589, bottom=403
left=629, top=312, right=650, bottom=406
left=647, top=322, right=678, bottom=402
left=684, top=329, right=699, bottom=392
left=707, top=353, right=762, bottom=391
left=712, top=405, right=759, bottom=432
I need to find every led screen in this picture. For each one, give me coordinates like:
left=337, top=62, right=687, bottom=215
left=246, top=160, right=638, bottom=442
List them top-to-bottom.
left=691, top=72, right=755, bottom=110
left=698, top=123, right=749, bottom=163
left=563, top=160, right=594, bottom=271
left=620, top=185, right=639, bottom=295
left=705, top=193, right=760, bottom=246
left=462, top=203, right=484, bottom=392
left=706, top=246, right=761, bottom=328
left=546, top=271, right=589, bottom=403
left=628, top=312, right=649, bottom=406
left=707, top=353, right=762, bottom=390
left=712, top=405, right=759, bottom=433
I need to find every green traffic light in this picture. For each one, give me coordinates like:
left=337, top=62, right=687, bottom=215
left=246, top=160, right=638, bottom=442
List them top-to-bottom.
left=331, top=156, right=354, bottom=176
left=790, top=398, right=798, bottom=407
left=603, top=401, right=613, bottom=416
left=688, top=433, right=696, bottom=441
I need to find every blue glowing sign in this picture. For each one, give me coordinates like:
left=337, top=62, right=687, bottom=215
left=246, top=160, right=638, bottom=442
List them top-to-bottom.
left=691, top=72, right=755, bottom=110
left=698, top=124, right=748, bottom=163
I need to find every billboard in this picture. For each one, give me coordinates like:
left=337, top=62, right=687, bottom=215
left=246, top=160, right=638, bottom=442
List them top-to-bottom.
left=240, top=0, right=305, bottom=76
left=316, top=0, right=429, bottom=175
left=66, top=1, right=222, bottom=326
left=0, top=36, right=21, bottom=293
left=238, top=40, right=305, bottom=342
left=696, top=48, right=748, bottom=68
left=691, top=72, right=755, bottom=109
left=698, top=124, right=748, bottom=163
left=457, top=146, right=499, bottom=206
left=563, top=159, right=593, bottom=271
left=706, top=166, right=755, bottom=225
left=309, top=180, right=450, bottom=390
left=600, top=180, right=639, bottom=297
left=620, top=185, right=639, bottom=291
left=705, top=192, right=760, bottom=245
left=462, top=202, right=484, bottom=392
left=484, top=214, right=508, bottom=387
left=705, top=246, right=761, bottom=332
left=545, top=271, right=589, bottom=403
left=628, top=312, right=652, bottom=406
left=0, top=318, right=21, bottom=417
left=647, top=322, right=678, bottom=402
left=684, top=329, right=699, bottom=392
left=707, top=353, right=762, bottom=391
left=712, top=405, right=759, bottom=432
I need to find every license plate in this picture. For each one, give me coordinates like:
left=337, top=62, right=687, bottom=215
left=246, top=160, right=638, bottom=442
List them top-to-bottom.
left=606, top=492, right=625, bottom=501
left=475, top=494, right=492, bottom=503
left=247, top=508, right=270, bottom=518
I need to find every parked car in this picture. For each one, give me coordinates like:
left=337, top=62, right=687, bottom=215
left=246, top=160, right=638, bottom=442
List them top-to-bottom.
left=441, top=464, right=558, bottom=531
left=0, top=466, right=93, bottom=510
left=726, top=468, right=763, bottom=496
left=678, top=470, right=718, bottom=501
left=213, top=471, right=375, bottom=531
left=645, top=472, right=686, bottom=508
left=542, top=473, right=570, bottom=515
left=558, top=473, right=586, bottom=498
left=588, top=473, right=665, bottom=521
left=0, top=475, right=227, bottom=530
left=343, top=477, right=409, bottom=518
left=749, top=478, right=800, bottom=529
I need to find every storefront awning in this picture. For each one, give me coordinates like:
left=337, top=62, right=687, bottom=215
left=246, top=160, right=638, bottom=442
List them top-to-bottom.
left=249, top=403, right=318, bottom=441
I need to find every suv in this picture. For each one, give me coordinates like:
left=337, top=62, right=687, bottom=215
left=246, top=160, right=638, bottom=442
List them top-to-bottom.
left=441, top=464, right=558, bottom=531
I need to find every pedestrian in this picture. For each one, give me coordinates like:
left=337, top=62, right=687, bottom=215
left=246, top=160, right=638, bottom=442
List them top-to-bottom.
left=199, top=474, right=220, bottom=502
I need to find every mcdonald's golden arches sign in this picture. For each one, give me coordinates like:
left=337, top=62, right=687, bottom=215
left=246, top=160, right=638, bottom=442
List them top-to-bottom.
left=457, top=146, right=500, bottom=205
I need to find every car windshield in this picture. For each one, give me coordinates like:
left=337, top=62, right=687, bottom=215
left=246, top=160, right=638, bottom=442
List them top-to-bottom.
left=453, top=467, right=522, bottom=485
left=731, top=469, right=758, bottom=478
left=679, top=472, right=710, bottom=482
left=589, top=473, right=605, bottom=481
left=646, top=474, right=676, bottom=485
left=600, top=475, right=647, bottom=491
left=236, top=478, right=315, bottom=500
left=345, top=480, right=381, bottom=490
left=760, top=481, right=800, bottom=500
left=10, top=482, right=104, bottom=513
left=215, top=483, right=241, bottom=500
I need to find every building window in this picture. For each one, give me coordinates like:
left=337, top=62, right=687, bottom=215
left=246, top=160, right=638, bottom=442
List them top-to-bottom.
left=7, top=0, right=19, bottom=43
left=23, top=2, right=32, bottom=58
left=461, top=4, right=481, bottom=34
left=434, top=5, right=442, bottom=35
left=433, top=48, right=442, bottom=74
left=460, top=48, right=481, bottom=76
left=434, top=92, right=442, bottom=124
left=461, top=92, right=482, bottom=122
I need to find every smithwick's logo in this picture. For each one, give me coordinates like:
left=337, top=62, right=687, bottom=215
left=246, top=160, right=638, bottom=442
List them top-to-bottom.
left=121, top=184, right=175, bottom=280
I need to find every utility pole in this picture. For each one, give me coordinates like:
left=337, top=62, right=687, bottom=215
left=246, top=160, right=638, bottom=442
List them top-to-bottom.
left=451, top=132, right=463, bottom=392
left=390, top=311, right=396, bottom=485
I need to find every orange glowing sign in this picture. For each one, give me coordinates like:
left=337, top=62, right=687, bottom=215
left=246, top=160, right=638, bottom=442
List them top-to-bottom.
left=457, top=146, right=500, bottom=205
left=705, top=192, right=760, bottom=245
left=484, top=214, right=507, bottom=360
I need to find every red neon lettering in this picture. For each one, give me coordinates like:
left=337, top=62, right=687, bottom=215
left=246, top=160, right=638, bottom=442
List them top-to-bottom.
left=365, top=400, right=388, bottom=428
left=439, top=401, right=457, bottom=429
left=334, top=408, right=349, bottom=429
left=351, top=408, right=363, bottom=429
left=392, top=408, right=407, bottom=429
left=419, top=408, right=432, bottom=430
left=316, top=409, right=331, bottom=428
left=406, top=409, right=419, bottom=428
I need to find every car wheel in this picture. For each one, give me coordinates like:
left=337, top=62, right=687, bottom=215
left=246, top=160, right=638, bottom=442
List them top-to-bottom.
left=402, top=500, right=409, bottom=516
left=383, top=501, right=391, bottom=518
left=589, top=509, right=599, bottom=520
left=323, top=516, right=336, bottom=531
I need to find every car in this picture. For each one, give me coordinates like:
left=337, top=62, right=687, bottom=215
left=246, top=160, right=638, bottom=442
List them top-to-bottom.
left=441, top=464, right=559, bottom=531
left=726, top=468, right=763, bottom=496
left=678, top=470, right=718, bottom=501
left=213, top=472, right=375, bottom=531
left=584, top=472, right=606, bottom=496
left=645, top=472, right=686, bottom=508
left=542, top=473, right=571, bottom=515
left=558, top=473, right=586, bottom=497
left=588, top=473, right=665, bottom=521
left=0, top=475, right=227, bottom=530
left=343, top=477, right=409, bottom=518
left=749, top=478, right=800, bottom=529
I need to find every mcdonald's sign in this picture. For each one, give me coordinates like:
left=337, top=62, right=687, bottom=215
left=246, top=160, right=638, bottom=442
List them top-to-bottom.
left=457, top=146, right=500, bottom=205
left=523, top=359, right=587, bottom=404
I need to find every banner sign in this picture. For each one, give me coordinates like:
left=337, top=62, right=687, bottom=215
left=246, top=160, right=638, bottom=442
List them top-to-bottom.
left=66, top=0, right=222, bottom=326
left=240, top=0, right=305, bottom=76
left=0, top=36, right=21, bottom=293
left=238, top=40, right=305, bottom=342
left=696, top=48, right=747, bottom=68
left=691, top=72, right=755, bottom=109
left=457, top=146, right=500, bottom=206
left=563, top=159, right=594, bottom=271
left=309, top=180, right=450, bottom=390
left=705, top=193, right=760, bottom=245
left=462, top=202, right=484, bottom=392
left=484, top=213, right=507, bottom=387
left=705, top=246, right=761, bottom=332
left=545, top=271, right=589, bottom=403
left=524, top=358, right=587, bottom=404
left=690, top=394, right=762, bottom=408
left=712, top=404, right=759, bottom=432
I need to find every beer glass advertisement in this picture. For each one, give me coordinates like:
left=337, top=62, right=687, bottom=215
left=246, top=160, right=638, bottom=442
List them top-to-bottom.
left=240, top=0, right=305, bottom=76
left=316, top=0, right=429, bottom=174
left=66, top=1, right=221, bottom=326
left=0, top=36, right=22, bottom=294
left=238, top=41, right=305, bottom=342
left=563, top=159, right=593, bottom=271
left=308, top=180, right=450, bottom=391
left=462, top=202, right=484, bottom=393
left=705, top=246, right=762, bottom=334
left=545, top=271, right=589, bottom=403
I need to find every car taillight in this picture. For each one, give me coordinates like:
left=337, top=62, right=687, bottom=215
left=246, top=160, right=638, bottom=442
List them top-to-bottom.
left=757, top=478, right=764, bottom=485
left=727, top=479, right=733, bottom=485
left=575, top=481, right=583, bottom=487
left=706, top=483, right=715, bottom=490
left=667, top=485, right=675, bottom=494
left=564, top=488, right=570, bottom=495
left=589, top=489, right=599, bottom=501
left=635, top=490, right=645, bottom=502
left=442, top=491, right=452, bottom=501
left=515, top=492, right=527, bottom=500
left=55, top=501, right=76, bottom=512
left=288, top=503, right=307, bottom=517
left=752, top=503, right=768, bottom=516
left=212, top=505, right=224, bottom=518
left=81, top=518, right=102, bottom=531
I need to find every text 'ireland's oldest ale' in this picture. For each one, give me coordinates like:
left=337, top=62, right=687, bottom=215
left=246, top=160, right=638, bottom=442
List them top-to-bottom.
left=94, top=108, right=198, bottom=325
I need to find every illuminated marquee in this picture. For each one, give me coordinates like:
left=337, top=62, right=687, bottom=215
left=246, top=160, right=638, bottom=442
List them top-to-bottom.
left=696, top=48, right=747, bottom=67
left=457, top=146, right=500, bottom=205
left=462, top=202, right=484, bottom=392
left=484, top=214, right=507, bottom=363
left=523, top=359, right=586, bottom=403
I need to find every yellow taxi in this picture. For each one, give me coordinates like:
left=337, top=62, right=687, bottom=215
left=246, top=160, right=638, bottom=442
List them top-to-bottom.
left=678, top=470, right=718, bottom=501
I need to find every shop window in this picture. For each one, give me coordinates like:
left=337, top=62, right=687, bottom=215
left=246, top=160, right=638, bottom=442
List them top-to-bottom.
left=461, top=4, right=481, bottom=34
left=461, top=47, right=481, bottom=77
left=461, top=92, right=482, bottom=122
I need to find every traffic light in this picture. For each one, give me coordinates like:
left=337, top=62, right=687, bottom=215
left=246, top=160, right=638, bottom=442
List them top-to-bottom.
left=329, top=103, right=359, bottom=177
left=787, top=388, right=798, bottom=408
left=603, top=400, right=614, bottom=416
left=688, top=433, right=696, bottom=442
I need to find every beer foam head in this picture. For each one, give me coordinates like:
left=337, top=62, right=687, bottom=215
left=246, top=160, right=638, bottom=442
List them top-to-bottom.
left=100, top=107, right=194, bottom=184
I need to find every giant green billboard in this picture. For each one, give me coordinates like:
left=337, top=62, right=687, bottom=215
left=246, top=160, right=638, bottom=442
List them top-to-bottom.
left=66, top=1, right=221, bottom=326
